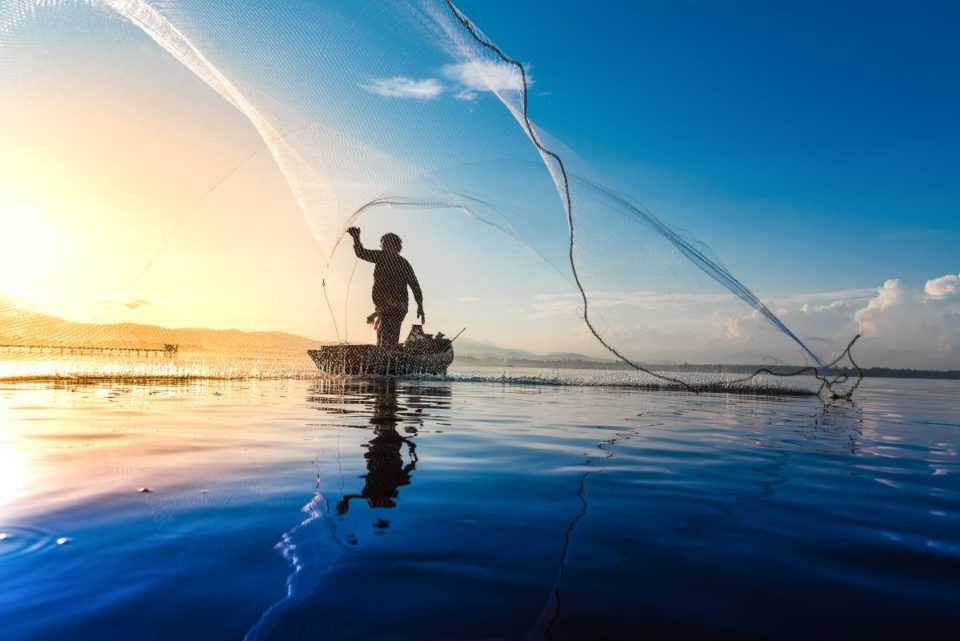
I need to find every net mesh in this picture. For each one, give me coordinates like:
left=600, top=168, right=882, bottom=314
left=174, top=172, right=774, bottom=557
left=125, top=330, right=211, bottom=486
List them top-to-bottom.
left=0, top=0, right=861, bottom=395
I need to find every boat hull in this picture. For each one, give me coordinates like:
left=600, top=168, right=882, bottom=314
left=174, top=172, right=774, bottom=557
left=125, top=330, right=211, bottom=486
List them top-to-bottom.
left=308, top=344, right=454, bottom=376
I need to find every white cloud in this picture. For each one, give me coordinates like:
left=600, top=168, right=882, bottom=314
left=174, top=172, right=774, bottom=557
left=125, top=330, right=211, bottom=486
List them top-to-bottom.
left=360, top=60, right=530, bottom=103
left=442, top=60, right=528, bottom=93
left=361, top=76, right=443, bottom=100
left=453, top=89, right=478, bottom=102
left=924, top=273, right=960, bottom=300
left=528, top=276, right=960, bottom=368
left=719, top=276, right=960, bottom=367
left=852, top=276, right=959, bottom=364
left=854, top=278, right=908, bottom=326
left=770, top=287, right=876, bottom=305
left=791, top=299, right=860, bottom=344
left=800, top=299, right=850, bottom=314
left=723, top=313, right=743, bottom=340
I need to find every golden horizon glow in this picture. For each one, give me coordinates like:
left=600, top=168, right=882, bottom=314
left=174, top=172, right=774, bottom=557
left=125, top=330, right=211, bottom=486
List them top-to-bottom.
left=0, top=4, right=581, bottom=353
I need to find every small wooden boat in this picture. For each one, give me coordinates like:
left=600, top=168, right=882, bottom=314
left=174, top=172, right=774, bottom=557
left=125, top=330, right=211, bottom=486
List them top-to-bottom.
left=308, top=337, right=454, bottom=376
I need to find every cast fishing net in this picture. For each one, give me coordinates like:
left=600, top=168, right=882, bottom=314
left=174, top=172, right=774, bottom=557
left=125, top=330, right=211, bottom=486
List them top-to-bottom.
left=0, top=0, right=860, bottom=395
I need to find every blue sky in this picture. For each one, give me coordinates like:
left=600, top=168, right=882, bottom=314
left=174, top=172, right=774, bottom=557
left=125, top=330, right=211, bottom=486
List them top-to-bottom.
left=457, top=0, right=959, bottom=292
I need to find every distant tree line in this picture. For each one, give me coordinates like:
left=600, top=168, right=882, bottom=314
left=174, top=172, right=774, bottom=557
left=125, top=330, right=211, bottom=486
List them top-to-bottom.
left=456, top=355, right=960, bottom=380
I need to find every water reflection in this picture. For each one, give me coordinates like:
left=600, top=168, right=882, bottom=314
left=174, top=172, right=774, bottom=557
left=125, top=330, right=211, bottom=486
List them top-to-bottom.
left=306, top=379, right=451, bottom=530
left=336, top=380, right=418, bottom=516
left=528, top=395, right=869, bottom=639
left=810, top=396, right=865, bottom=456
left=678, top=397, right=864, bottom=535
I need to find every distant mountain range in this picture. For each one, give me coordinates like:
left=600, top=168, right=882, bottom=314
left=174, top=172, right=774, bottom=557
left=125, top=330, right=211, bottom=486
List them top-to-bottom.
left=0, top=301, right=323, bottom=355
left=2, top=301, right=957, bottom=379
left=453, top=337, right=626, bottom=363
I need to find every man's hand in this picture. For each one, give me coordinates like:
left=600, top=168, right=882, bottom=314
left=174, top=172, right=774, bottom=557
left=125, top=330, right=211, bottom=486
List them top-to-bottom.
left=347, top=226, right=360, bottom=238
left=416, top=305, right=426, bottom=324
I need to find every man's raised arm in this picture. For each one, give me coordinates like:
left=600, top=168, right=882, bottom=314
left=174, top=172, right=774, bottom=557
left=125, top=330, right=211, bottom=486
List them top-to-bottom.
left=348, top=227, right=378, bottom=262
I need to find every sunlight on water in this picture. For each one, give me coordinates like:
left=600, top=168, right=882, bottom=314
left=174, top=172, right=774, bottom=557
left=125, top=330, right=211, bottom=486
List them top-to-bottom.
left=0, top=412, right=31, bottom=511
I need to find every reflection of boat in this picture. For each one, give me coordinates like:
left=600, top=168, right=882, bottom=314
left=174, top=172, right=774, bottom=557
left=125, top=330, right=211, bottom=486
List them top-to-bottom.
left=308, top=341, right=453, bottom=376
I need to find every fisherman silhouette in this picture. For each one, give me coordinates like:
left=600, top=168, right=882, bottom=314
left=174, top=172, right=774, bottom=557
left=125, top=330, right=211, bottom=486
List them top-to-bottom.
left=348, top=227, right=424, bottom=348
left=336, top=380, right=417, bottom=516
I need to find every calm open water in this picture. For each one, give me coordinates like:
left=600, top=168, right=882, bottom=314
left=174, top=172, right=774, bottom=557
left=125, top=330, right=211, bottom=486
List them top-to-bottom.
left=1, top=373, right=958, bottom=640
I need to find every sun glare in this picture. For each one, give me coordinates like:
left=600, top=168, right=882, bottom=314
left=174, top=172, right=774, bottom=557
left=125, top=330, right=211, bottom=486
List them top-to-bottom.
left=0, top=186, right=67, bottom=300
left=0, top=404, right=31, bottom=512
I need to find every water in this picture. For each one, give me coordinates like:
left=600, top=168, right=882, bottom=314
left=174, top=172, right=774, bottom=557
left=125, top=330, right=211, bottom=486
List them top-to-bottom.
left=1, top=373, right=958, bottom=640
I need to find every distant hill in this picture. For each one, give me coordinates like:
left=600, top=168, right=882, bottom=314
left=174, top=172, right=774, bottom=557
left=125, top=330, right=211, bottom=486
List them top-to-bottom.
left=0, top=301, right=325, bottom=355
left=454, top=337, right=676, bottom=367
left=454, top=338, right=544, bottom=360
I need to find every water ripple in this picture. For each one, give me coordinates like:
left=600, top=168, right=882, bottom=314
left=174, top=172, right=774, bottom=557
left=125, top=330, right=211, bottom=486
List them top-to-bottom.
left=0, top=526, right=60, bottom=558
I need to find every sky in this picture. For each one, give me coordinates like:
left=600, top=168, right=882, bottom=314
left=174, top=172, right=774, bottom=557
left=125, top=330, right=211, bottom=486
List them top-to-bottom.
left=0, top=0, right=957, bottom=368
left=457, top=0, right=959, bottom=287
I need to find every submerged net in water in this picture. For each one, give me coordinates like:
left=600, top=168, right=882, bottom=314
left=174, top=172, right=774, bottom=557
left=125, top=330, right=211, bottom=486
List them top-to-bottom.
left=0, top=0, right=860, bottom=396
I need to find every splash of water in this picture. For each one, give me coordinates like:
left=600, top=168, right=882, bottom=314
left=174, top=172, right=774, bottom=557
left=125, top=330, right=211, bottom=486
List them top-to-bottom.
left=242, top=487, right=344, bottom=641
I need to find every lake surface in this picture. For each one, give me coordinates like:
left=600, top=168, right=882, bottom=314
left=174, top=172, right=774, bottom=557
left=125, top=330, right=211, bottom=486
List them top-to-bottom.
left=1, top=372, right=958, bottom=640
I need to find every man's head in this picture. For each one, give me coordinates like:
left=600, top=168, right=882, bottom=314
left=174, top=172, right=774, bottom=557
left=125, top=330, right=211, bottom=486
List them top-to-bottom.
left=380, top=233, right=402, bottom=254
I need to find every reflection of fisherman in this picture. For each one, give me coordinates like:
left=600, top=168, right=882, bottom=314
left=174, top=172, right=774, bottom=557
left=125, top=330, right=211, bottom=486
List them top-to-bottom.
left=348, top=227, right=424, bottom=347
left=337, top=381, right=417, bottom=514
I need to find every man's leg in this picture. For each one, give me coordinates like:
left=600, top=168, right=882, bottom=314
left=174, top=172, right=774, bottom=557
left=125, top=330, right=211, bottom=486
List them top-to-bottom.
left=378, top=311, right=404, bottom=347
